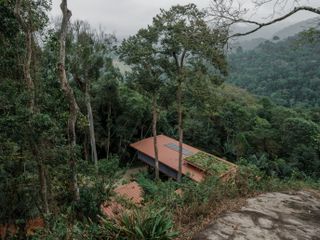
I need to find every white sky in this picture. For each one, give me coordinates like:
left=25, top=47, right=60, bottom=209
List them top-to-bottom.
left=50, top=0, right=320, bottom=39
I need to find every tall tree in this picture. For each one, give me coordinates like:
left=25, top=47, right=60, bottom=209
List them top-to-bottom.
left=13, top=0, right=51, bottom=214
left=58, top=0, right=80, bottom=201
left=150, top=4, right=228, bottom=181
left=68, top=21, right=116, bottom=168
left=119, top=27, right=164, bottom=179
left=119, top=29, right=163, bottom=179
left=94, top=71, right=120, bottom=161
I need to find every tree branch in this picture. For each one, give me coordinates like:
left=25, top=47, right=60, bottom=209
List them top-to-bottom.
left=230, top=6, right=320, bottom=38
left=180, top=49, right=187, bottom=68
left=173, top=52, right=180, bottom=69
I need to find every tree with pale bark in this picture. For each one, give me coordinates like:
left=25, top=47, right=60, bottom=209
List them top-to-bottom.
left=13, top=0, right=51, bottom=214
left=58, top=0, right=80, bottom=202
left=150, top=4, right=228, bottom=182
left=68, top=21, right=116, bottom=170
left=119, top=27, right=164, bottom=180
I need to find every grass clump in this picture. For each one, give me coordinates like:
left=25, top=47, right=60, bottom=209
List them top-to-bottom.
left=185, top=151, right=231, bottom=175
left=96, top=207, right=178, bottom=240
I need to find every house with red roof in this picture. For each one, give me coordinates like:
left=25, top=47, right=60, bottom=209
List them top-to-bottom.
left=130, top=135, right=236, bottom=182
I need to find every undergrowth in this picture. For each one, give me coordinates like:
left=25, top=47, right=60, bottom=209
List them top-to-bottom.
left=27, top=163, right=320, bottom=240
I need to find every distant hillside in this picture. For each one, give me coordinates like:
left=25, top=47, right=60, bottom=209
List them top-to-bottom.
left=231, top=17, right=320, bottom=51
left=273, top=17, right=320, bottom=40
left=228, top=31, right=320, bottom=107
left=230, top=38, right=267, bottom=51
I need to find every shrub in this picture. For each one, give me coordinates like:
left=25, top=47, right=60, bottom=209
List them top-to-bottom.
left=75, top=156, right=121, bottom=221
left=234, top=164, right=264, bottom=195
left=136, top=172, right=182, bottom=208
left=136, top=173, right=159, bottom=195
left=182, top=176, right=220, bottom=204
left=75, top=183, right=107, bottom=221
left=97, top=207, right=178, bottom=240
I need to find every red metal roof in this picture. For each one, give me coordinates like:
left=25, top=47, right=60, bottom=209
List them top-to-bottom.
left=130, top=135, right=205, bottom=182
left=101, top=181, right=143, bottom=219
left=114, top=181, right=143, bottom=204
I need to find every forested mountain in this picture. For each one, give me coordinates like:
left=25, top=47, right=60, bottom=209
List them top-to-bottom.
left=1, top=1, right=319, bottom=239
left=273, top=17, right=320, bottom=40
left=228, top=30, right=320, bottom=107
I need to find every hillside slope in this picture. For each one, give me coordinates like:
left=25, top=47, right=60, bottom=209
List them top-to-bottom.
left=230, top=17, right=320, bottom=51
left=228, top=32, right=320, bottom=107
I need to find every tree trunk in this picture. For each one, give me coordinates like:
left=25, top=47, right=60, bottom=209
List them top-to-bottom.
left=58, top=0, right=80, bottom=202
left=14, top=1, right=49, bottom=214
left=25, top=27, right=50, bottom=214
left=24, top=30, right=35, bottom=112
left=26, top=31, right=50, bottom=213
left=173, top=52, right=186, bottom=183
left=177, top=82, right=183, bottom=182
left=85, top=84, right=98, bottom=169
left=152, top=95, right=159, bottom=180
left=106, top=102, right=111, bottom=161
left=84, top=133, right=89, bottom=161
left=38, top=158, right=49, bottom=214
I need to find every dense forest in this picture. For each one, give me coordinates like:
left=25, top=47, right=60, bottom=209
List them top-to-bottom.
left=0, top=0, right=319, bottom=239
left=229, top=30, right=320, bottom=107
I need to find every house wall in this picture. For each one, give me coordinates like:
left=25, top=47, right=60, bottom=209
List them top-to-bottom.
left=137, top=152, right=178, bottom=179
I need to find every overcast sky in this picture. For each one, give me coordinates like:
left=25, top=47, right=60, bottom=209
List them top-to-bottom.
left=50, top=0, right=320, bottom=39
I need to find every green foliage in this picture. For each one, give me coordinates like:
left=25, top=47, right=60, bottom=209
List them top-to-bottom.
left=1, top=1, right=320, bottom=238
left=152, top=3, right=228, bottom=77
left=119, top=26, right=164, bottom=96
left=229, top=31, right=320, bottom=107
left=181, top=82, right=320, bottom=178
left=280, top=117, right=320, bottom=149
left=185, top=152, right=231, bottom=175
left=75, top=156, right=121, bottom=221
left=136, top=173, right=182, bottom=209
left=136, top=173, right=159, bottom=195
left=181, top=176, right=222, bottom=204
left=76, top=184, right=106, bottom=222
left=38, top=207, right=178, bottom=240
left=115, top=208, right=178, bottom=240
left=32, top=214, right=106, bottom=240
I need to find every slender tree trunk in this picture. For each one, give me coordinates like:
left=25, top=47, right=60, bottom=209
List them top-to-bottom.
left=58, top=0, right=80, bottom=202
left=14, top=1, right=49, bottom=214
left=24, top=30, right=35, bottom=112
left=24, top=31, right=50, bottom=212
left=27, top=31, right=49, bottom=214
left=173, top=52, right=186, bottom=183
left=177, top=81, right=183, bottom=182
left=85, top=84, right=98, bottom=169
left=152, top=95, right=159, bottom=180
left=106, top=102, right=111, bottom=161
left=140, top=125, right=144, bottom=139
left=84, top=134, right=89, bottom=161
left=30, top=144, right=49, bottom=214
left=37, top=157, right=49, bottom=214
